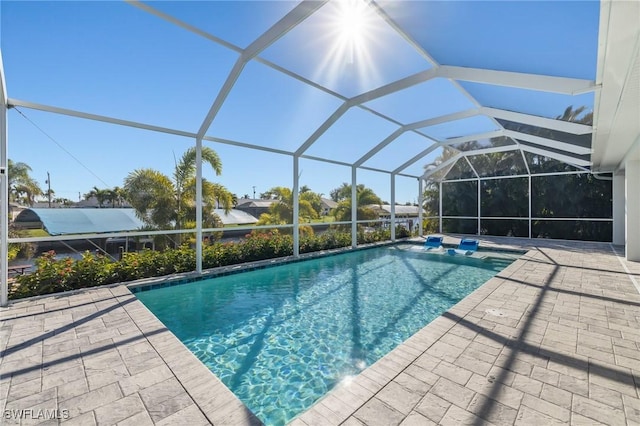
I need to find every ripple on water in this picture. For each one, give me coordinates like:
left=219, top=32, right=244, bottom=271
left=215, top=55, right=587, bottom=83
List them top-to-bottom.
left=139, top=245, right=511, bottom=425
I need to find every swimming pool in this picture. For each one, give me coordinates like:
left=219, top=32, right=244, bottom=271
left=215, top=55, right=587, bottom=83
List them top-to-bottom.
left=135, top=244, right=517, bottom=425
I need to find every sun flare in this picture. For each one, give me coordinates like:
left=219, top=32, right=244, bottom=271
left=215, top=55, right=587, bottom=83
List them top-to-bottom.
left=334, top=0, right=372, bottom=63
left=337, top=0, right=367, bottom=42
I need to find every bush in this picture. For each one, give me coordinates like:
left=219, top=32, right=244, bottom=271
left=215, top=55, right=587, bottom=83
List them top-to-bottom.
left=12, top=229, right=399, bottom=300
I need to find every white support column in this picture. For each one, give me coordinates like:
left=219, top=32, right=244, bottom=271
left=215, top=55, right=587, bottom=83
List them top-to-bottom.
left=0, top=87, right=7, bottom=306
left=195, top=138, right=203, bottom=274
left=293, top=156, right=300, bottom=257
left=626, top=160, right=640, bottom=261
left=351, top=166, right=357, bottom=248
left=613, top=173, right=625, bottom=245
left=390, top=174, right=396, bottom=241
left=528, top=176, right=532, bottom=239
left=418, top=178, right=424, bottom=237
left=477, top=178, right=481, bottom=235
left=439, top=181, right=443, bottom=233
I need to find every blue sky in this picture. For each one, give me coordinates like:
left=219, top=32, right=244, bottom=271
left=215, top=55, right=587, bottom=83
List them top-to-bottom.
left=1, top=1, right=599, bottom=205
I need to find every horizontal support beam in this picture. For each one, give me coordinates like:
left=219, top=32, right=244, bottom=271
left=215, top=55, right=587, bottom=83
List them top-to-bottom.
left=438, top=65, right=598, bottom=95
left=350, top=68, right=438, bottom=105
left=9, top=98, right=196, bottom=138
left=482, top=107, right=593, bottom=135
left=406, top=109, right=480, bottom=131
left=439, top=130, right=504, bottom=146
left=504, top=130, right=592, bottom=155
left=202, top=135, right=292, bottom=156
left=462, top=144, right=521, bottom=157
left=520, top=145, right=591, bottom=167
left=299, top=154, right=352, bottom=167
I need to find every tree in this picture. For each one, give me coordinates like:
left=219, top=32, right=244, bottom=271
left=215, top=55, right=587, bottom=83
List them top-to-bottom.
left=124, top=147, right=233, bottom=237
left=8, top=159, right=43, bottom=206
left=330, top=182, right=350, bottom=202
left=331, top=184, right=382, bottom=222
left=84, top=186, right=110, bottom=208
left=109, top=186, right=126, bottom=207
left=255, top=186, right=318, bottom=226
left=300, top=187, right=323, bottom=217
left=260, top=190, right=276, bottom=200
left=53, top=197, right=74, bottom=206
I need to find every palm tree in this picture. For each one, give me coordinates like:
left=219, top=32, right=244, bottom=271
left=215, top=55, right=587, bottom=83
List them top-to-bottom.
left=556, top=105, right=592, bottom=124
left=124, top=147, right=233, bottom=235
left=8, top=159, right=43, bottom=206
left=332, top=184, right=382, bottom=221
left=84, top=186, right=109, bottom=207
left=108, top=186, right=126, bottom=207
left=256, top=186, right=318, bottom=226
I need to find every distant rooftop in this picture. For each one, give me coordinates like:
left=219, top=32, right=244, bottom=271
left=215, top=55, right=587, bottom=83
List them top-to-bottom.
left=14, top=208, right=145, bottom=235
left=212, top=209, right=258, bottom=225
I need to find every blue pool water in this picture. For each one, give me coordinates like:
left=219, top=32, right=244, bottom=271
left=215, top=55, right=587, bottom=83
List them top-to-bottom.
left=135, top=245, right=515, bottom=425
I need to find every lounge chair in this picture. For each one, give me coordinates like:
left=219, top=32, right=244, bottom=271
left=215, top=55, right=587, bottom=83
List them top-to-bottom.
left=424, top=236, right=444, bottom=251
left=447, top=238, right=479, bottom=256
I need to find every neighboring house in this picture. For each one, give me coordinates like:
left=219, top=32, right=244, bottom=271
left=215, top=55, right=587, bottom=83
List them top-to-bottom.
left=76, top=196, right=132, bottom=208
left=75, top=197, right=100, bottom=208
left=320, top=198, right=338, bottom=216
left=235, top=199, right=275, bottom=219
left=32, top=201, right=66, bottom=209
left=365, top=204, right=422, bottom=229
left=365, top=204, right=421, bottom=219
left=212, top=209, right=258, bottom=226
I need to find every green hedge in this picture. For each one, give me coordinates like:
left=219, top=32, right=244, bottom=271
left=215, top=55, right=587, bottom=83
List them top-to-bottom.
left=11, top=228, right=407, bottom=300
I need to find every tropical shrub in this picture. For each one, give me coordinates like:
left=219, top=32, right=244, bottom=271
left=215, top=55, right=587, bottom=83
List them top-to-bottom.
left=11, top=229, right=406, bottom=300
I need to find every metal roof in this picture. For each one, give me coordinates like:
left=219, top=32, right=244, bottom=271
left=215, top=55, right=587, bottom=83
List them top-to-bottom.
left=236, top=199, right=276, bottom=208
left=366, top=204, right=420, bottom=216
left=14, top=208, right=145, bottom=236
left=212, top=209, right=258, bottom=225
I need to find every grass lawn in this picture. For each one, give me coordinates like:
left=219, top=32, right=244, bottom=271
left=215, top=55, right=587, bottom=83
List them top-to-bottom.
left=310, top=216, right=335, bottom=223
left=22, top=229, right=50, bottom=237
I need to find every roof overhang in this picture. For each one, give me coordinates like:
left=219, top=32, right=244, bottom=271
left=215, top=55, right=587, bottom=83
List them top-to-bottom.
left=591, top=0, right=640, bottom=172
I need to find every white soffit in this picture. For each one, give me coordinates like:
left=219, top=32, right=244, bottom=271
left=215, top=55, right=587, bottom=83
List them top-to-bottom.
left=591, top=0, right=640, bottom=172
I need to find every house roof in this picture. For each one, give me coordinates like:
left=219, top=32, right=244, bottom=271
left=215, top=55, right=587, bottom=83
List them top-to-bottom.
left=320, top=198, right=338, bottom=209
left=236, top=199, right=275, bottom=208
left=365, top=204, right=421, bottom=216
left=14, top=208, right=145, bottom=235
left=212, top=209, right=258, bottom=225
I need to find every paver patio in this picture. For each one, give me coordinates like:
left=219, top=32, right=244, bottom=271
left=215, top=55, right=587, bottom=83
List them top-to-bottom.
left=1, top=236, right=639, bottom=425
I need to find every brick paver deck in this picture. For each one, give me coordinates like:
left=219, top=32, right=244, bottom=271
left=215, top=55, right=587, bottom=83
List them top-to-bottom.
left=1, top=237, right=639, bottom=425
